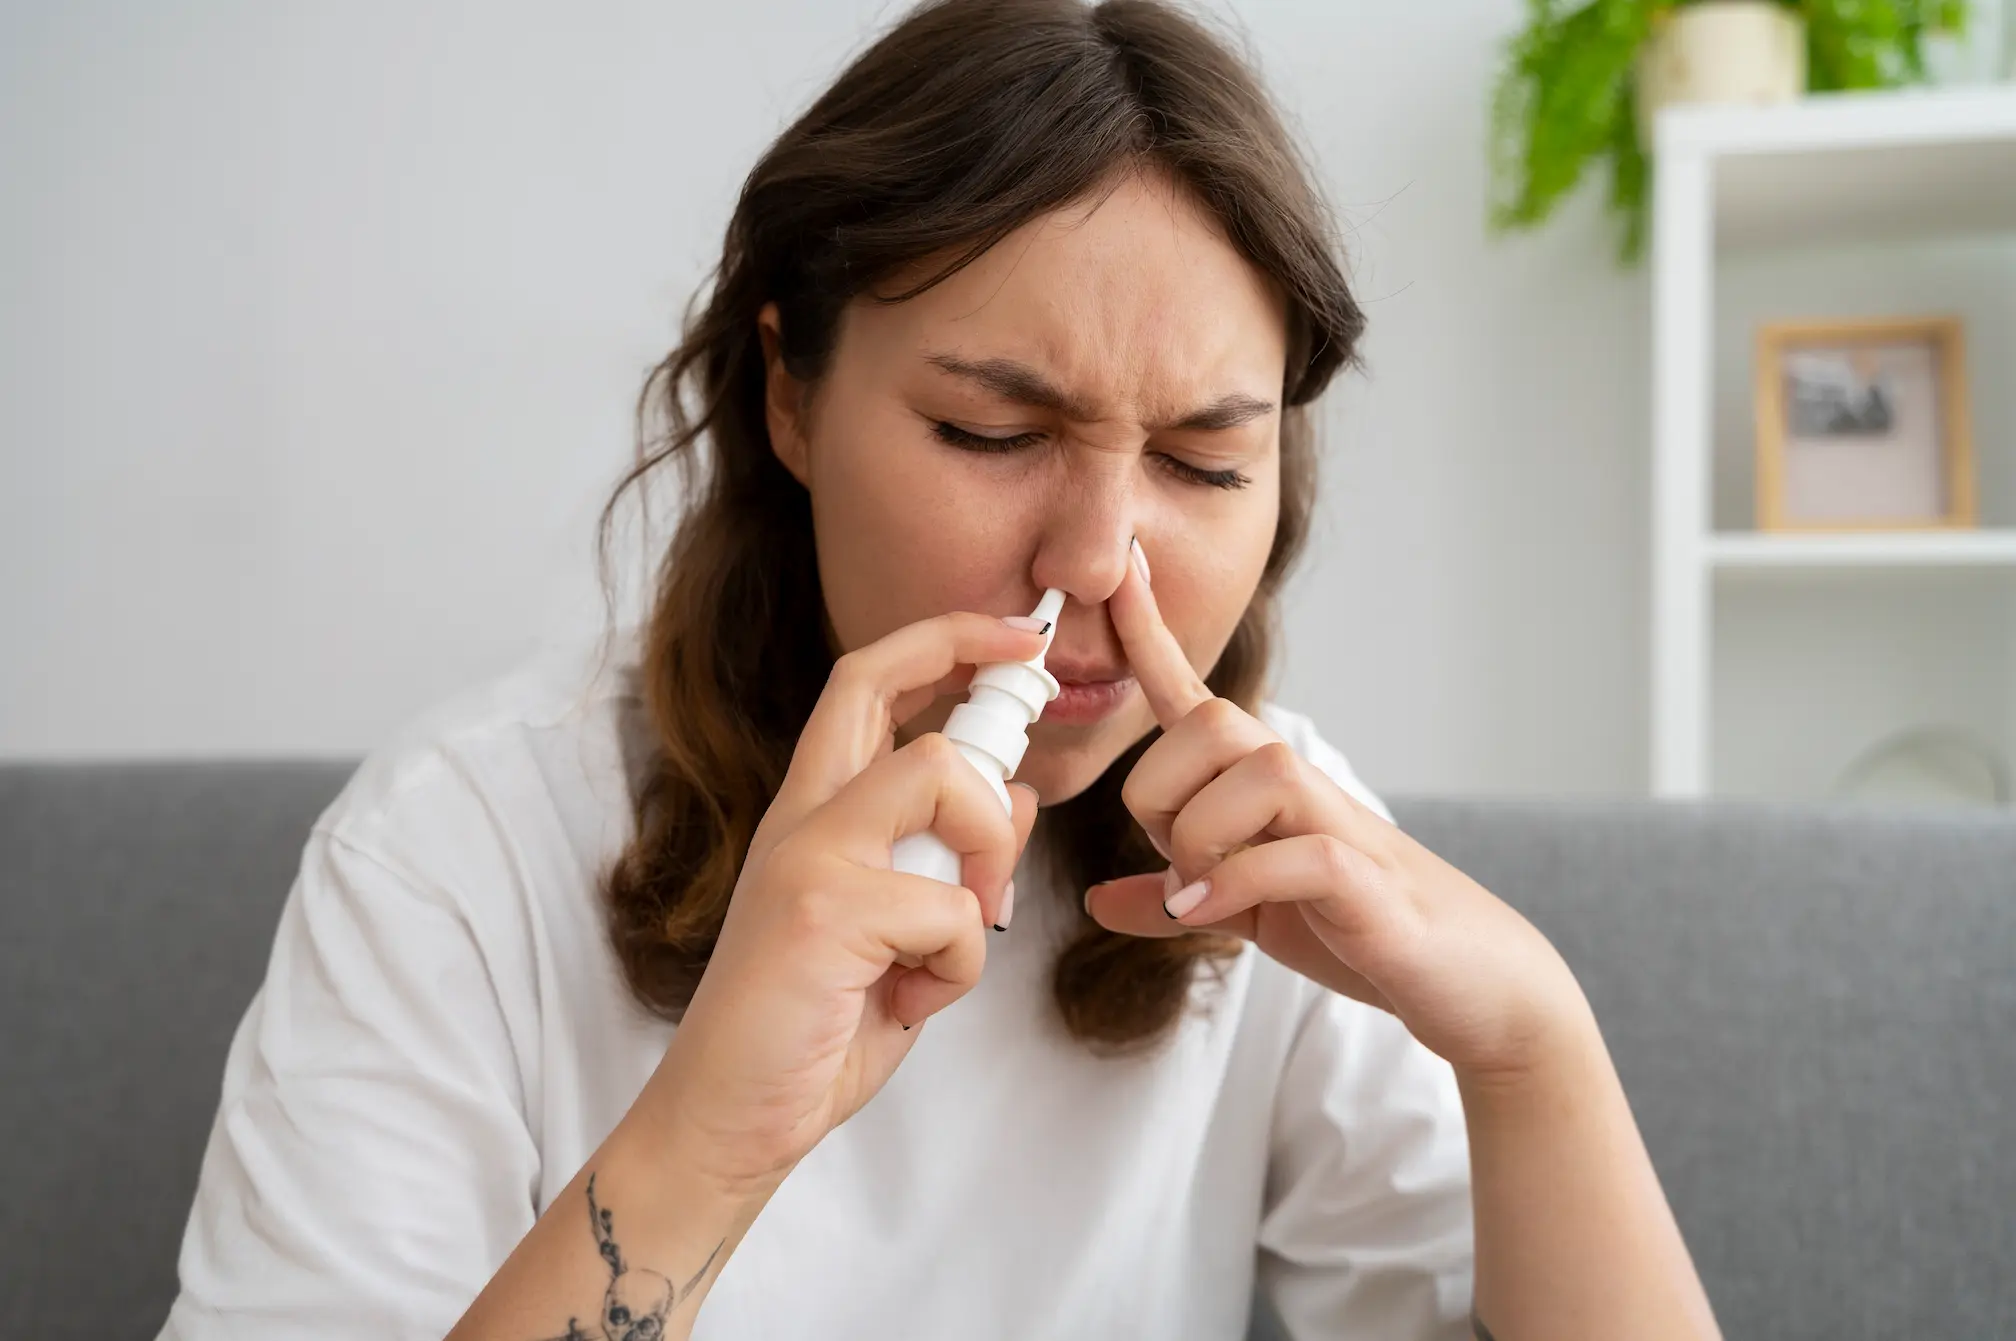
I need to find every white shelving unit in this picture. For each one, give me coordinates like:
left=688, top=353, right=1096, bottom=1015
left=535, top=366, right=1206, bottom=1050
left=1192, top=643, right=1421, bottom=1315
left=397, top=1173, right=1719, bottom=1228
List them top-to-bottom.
left=1650, top=85, right=2016, bottom=797
left=1706, top=528, right=2016, bottom=573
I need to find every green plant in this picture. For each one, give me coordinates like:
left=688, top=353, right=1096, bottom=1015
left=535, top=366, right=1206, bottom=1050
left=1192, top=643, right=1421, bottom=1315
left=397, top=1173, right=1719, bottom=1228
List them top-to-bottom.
left=1489, top=0, right=1969, bottom=262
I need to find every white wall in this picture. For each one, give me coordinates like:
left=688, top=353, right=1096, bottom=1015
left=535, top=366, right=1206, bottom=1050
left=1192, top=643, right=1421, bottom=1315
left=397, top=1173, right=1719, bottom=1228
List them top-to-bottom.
left=4, top=0, right=1669, bottom=794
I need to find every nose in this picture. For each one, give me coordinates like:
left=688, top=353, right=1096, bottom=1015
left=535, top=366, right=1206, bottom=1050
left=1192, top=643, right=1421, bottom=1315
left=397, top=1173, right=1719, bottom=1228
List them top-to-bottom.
left=1027, top=469, right=1138, bottom=610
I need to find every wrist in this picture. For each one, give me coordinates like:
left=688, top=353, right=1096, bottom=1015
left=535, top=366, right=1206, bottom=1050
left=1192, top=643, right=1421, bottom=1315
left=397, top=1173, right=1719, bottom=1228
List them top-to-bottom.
left=1454, top=996, right=1616, bottom=1123
left=629, top=1030, right=806, bottom=1207
left=595, top=1097, right=784, bottom=1308
left=614, top=1101, right=790, bottom=1210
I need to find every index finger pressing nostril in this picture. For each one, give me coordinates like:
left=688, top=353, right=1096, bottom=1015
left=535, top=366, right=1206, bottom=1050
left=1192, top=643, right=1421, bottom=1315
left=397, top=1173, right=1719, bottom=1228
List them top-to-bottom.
left=1109, top=535, right=1215, bottom=728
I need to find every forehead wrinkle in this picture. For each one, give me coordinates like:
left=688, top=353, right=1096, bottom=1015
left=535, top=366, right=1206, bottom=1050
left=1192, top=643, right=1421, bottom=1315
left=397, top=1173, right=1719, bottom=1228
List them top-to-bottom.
left=906, top=173, right=1283, bottom=436
left=924, top=349, right=1273, bottom=437
left=925, top=352, right=1100, bottom=420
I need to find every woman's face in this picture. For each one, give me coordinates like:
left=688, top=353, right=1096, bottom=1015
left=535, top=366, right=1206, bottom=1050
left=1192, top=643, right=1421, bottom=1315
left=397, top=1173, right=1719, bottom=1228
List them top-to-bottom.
left=763, top=171, right=1288, bottom=804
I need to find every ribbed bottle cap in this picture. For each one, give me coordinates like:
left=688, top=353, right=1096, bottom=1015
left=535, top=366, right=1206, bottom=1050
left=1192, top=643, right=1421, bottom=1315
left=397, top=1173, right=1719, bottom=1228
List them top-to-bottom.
left=939, top=590, right=1066, bottom=779
left=969, top=659, right=1060, bottom=708
left=945, top=699, right=1030, bottom=775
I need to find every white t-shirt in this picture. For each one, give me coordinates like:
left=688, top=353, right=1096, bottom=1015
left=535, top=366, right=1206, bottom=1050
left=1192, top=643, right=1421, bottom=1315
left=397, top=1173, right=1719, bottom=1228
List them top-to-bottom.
left=158, top=633, right=1474, bottom=1341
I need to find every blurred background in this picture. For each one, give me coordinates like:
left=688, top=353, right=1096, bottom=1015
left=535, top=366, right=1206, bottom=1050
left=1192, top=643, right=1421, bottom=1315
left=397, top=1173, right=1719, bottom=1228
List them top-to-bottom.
left=4, top=0, right=2013, bottom=803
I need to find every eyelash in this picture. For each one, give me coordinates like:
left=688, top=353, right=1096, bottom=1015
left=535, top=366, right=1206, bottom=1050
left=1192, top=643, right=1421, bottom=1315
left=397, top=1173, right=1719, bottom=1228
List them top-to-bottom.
left=929, top=421, right=1251, bottom=491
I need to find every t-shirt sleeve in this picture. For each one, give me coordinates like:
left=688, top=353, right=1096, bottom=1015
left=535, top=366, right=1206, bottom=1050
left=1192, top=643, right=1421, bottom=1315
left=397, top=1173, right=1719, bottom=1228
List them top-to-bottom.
left=1254, top=704, right=1475, bottom=1338
left=158, top=818, right=540, bottom=1341
left=1256, top=992, right=1475, bottom=1340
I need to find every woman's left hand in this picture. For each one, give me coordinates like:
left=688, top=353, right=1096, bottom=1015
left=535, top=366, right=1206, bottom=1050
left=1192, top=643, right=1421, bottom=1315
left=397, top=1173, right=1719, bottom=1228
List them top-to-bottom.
left=1085, top=542, right=1594, bottom=1083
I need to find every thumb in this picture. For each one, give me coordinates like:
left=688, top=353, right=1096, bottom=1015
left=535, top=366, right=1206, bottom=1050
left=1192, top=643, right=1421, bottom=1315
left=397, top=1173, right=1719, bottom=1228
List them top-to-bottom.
left=1008, top=780, right=1040, bottom=856
left=985, top=781, right=1041, bottom=934
left=1084, top=869, right=1255, bottom=940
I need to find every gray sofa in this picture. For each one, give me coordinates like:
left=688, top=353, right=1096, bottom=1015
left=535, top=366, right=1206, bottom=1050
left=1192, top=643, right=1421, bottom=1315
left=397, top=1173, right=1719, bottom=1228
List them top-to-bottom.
left=3, top=762, right=2012, bottom=1340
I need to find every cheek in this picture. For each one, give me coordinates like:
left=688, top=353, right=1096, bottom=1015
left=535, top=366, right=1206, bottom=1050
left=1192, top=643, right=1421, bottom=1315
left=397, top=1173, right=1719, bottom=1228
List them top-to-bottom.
left=802, top=398, right=1036, bottom=651
left=1156, top=478, right=1279, bottom=660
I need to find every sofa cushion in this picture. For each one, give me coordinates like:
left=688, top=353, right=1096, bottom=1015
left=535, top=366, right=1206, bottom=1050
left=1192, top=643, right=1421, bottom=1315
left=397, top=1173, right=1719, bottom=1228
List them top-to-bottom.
left=0, top=761, right=353, bottom=1339
left=3, top=767, right=2011, bottom=1340
left=1393, top=797, right=2016, bottom=1341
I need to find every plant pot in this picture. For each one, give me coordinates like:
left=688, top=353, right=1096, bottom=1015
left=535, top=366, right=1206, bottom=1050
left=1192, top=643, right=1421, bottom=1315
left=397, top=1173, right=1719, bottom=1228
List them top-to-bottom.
left=1636, top=0, right=1807, bottom=149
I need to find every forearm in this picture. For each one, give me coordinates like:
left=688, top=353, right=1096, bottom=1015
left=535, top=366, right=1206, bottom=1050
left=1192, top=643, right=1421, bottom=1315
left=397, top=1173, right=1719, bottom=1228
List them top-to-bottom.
left=1460, top=1011, right=1720, bottom=1341
left=444, top=1099, right=778, bottom=1341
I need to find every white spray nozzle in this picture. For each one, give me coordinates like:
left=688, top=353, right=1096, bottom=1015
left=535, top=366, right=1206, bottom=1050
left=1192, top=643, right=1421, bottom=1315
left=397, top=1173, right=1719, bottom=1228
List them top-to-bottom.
left=1029, top=587, right=1065, bottom=645
left=970, top=588, right=1064, bottom=715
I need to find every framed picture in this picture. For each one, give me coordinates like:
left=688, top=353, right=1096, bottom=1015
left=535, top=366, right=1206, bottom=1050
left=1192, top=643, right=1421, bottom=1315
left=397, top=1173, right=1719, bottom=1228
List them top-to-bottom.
left=1754, top=316, right=1976, bottom=531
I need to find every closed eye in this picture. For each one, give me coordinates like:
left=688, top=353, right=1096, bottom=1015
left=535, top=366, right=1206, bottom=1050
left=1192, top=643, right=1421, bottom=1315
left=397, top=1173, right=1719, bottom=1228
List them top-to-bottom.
left=931, top=419, right=1251, bottom=490
left=931, top=421, right=1044, bottom=453
left=1155, top=454, right=1251, bottom=490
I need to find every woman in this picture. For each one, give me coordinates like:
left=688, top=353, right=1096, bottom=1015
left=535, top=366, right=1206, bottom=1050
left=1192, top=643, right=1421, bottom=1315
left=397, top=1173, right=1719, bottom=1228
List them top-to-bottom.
left=162, top=2, right=1719, bottom=1339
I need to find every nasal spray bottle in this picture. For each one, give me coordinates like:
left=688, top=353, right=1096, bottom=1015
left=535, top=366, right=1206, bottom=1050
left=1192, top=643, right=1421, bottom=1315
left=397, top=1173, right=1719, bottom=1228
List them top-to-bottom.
left=889, top=587, right=1066, bottom=890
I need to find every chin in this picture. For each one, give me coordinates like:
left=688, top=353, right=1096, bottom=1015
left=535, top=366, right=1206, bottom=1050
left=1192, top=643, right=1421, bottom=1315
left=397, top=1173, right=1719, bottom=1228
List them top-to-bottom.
left=1014, top=717, right=1152, bottom=805
left=1010, top=753, right=1100, bottom=806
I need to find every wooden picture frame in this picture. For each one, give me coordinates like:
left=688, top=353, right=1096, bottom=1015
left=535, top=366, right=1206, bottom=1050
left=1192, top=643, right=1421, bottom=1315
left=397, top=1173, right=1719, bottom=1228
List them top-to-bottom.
left=1754, top=316, right=1976, bottom=531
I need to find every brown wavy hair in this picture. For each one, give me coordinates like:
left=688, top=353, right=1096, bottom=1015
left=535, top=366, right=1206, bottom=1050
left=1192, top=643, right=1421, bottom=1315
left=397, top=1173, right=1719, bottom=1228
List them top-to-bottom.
left=599, top=0, right=1364, bottom=1054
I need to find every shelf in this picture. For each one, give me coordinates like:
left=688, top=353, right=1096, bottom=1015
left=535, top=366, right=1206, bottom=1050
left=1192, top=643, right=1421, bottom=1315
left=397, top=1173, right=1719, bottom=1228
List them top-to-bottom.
left=1648, top=85, right=2016, bottom=798
left=1656, top=87, right=2016, bottom=250
left=1706, top=529, right=2016, bottom=573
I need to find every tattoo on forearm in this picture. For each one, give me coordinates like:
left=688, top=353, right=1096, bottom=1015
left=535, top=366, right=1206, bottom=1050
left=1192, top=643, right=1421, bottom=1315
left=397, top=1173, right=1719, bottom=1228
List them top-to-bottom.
left=531, top=1172, right=725, bottom=1341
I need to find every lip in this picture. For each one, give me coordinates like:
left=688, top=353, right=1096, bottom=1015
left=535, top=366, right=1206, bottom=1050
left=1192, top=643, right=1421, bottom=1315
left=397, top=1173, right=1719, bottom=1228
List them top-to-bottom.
left=1042, top=672, right=1137, bottom=726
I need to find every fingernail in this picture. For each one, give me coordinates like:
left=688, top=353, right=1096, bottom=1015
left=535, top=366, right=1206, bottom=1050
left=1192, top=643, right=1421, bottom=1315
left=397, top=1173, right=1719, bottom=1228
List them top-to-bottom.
left=1130, top=535, right=1151, bottom=586
left=1002, top=615, right=1051, bottom=633
left=1146, top=829, right=1171, bottom=861
left=1160, top=865, right=1180, bottom=917
left=1164, top=878, right=1209, bottom=921
left=993, top=879, right=1015, bottom=932
left=1083, top=880, right=1105, bottom=915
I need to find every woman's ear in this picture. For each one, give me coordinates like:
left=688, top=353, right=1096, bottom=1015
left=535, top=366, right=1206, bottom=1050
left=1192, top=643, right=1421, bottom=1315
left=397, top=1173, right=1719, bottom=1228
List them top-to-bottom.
left=757, top=302, right=812, bottom=486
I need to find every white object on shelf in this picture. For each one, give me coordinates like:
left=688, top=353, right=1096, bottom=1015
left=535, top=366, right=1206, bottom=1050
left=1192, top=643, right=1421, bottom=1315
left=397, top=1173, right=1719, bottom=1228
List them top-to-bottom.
left=1636, top=1, right=1806, bottom=152
left=1648, top=86, right=2016, bottom=798
left=1832, top=724, right=2010, bottom=806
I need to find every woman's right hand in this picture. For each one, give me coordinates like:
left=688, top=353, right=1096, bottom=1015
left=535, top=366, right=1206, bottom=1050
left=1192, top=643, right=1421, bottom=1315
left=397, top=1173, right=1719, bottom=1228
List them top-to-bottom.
left=631, top=611, right=1048, bottom=1197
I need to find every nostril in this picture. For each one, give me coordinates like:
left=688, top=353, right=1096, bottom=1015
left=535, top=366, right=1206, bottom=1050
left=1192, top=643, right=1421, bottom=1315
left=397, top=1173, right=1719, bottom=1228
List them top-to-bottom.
left=1029, top=534, right=1142, bottom=609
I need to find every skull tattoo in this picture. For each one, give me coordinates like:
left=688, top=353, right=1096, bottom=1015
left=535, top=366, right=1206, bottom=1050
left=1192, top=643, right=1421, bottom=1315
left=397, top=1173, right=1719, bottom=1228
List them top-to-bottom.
left=535, top=1172, right=719, bottom=1341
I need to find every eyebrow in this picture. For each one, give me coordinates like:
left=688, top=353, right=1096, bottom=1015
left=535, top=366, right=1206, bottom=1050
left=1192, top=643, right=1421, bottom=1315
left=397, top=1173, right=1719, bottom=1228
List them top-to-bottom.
left=925, top=353, right=1276, bottom=432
